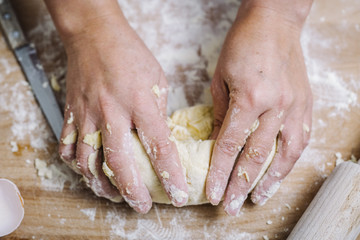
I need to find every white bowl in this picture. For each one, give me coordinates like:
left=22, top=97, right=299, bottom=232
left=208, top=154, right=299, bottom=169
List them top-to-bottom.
left=0, top=179, right=25, bottom=237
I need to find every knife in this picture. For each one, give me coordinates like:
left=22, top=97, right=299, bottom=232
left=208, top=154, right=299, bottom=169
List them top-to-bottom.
left=0, top=0, right=63, bottom=142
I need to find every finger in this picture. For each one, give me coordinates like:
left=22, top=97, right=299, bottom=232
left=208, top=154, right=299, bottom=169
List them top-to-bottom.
left=152, top=71, right=168, bottom=117
left=209, top=73, right=230, bottom=140
left=133, top=97, right=189, bottom=207
left=206, top=98, right=261, bottom=205
left=302, top=99, right=312, bottom=147
left=59, top=106, right=78, bottom=173
left=221, top=111, right=281, bottom=215
left=250, top=115, right=304, bottom=206
left=101, top=117, right=152, bottom=213
left=76, top=119, right=121, bottom=202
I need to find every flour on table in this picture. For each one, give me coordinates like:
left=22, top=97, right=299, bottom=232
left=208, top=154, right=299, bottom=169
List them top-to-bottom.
left=13, top=0, right=360, bottom=239
left=10, top=141, right=18, bottom=152
left=335, top=152, right=359, bottom=166
left=34, top=157, right=81, bottom=192
left=35, top=158, right=53, bottom=179
left=80, top=208, right=97, bottom=221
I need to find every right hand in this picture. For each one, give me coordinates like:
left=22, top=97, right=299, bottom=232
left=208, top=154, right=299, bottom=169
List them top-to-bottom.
left=205, top=1, right=313, bottom=215
left=56, top=11, right=188, bottom=213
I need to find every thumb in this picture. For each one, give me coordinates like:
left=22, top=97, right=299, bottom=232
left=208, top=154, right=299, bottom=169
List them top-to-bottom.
left=154, top=72, right=168, bottom=118
left=210, top=72, right=229, bottom=140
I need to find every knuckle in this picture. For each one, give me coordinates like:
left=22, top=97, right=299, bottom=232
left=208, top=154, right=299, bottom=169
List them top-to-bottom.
left=231, top=87, right=267, bottom=110
left=249, top=88, right=267, bottom=108
left=229, top=89, right=242, bottom=105
left=133, top=91, right=147, bottom=108
left=277, top=92, right=294, bottom=109
left=98, top=95, right=114, bottom=112
left=98, top=98, right=117, bottom=121
left=213, top=118, right=223, bottom=129
left=152, top=137, right=174, bottom=160
left=216, top=138, right=241, bottom=157
left=285, top=145, right=303, bottom=162
left=59, top=146, right=75, bottom=163
left=245, top=146, right=270, bottom=165
left=103, top=148, right=116, bottom=162
left=59, top=151, right=74, bottom=163
left=75, top=152, right=89, bottom=171
left=120, top=183, right=137, bottom=196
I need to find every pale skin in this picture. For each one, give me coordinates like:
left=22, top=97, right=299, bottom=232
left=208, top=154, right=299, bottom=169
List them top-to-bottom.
left=45, top=0, right=313, bottom=215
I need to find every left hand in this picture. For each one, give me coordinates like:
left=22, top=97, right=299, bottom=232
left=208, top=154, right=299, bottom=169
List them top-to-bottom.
left=205, top=1, right=313, bottom=216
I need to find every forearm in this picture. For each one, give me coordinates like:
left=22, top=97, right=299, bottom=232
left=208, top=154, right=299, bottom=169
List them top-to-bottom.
left=44, top=0, right=128, bottom=44
left=238, top=0, right=313, bottom=29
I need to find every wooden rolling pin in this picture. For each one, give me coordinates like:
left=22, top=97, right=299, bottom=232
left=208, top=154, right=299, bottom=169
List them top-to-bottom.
left=287, top=161, right=360, bottom=239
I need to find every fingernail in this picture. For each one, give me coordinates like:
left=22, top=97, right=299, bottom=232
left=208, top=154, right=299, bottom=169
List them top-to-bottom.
left=165, top=183, right=189, bottom=207
left=208, top=183, right=224, bottom=205
left=171, top=190, right=188, bottom=207
left=250, top=191, right=261, bottom=204
left=251, top=191, right=267, bottom=206
left=224, top=194, right=246, bottom=216
left=123, top=195, right=152, bottom=214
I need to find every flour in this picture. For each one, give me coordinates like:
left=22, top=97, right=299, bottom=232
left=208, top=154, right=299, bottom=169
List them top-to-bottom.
left=4, top=0, right=359, bottom=239
left=118, top=0, right=238, bottom=113
left=301, top=20, right=359, bottom=119
left=0, top=38, right=52, bottom=150
left=10, top=141, right=19, bottom=152
left=334, top=152, right=359, bottom=166
left=34, top=157, right=81, bottom=192
left=105, top=207, right=257, bottom=240
left=80, top=208, right=97, bottom=221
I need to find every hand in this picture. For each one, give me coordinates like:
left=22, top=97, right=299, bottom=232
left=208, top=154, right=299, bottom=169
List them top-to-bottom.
left=47, top=1, right=189, bottom=213
left=205, top=1, right=313, bottom=216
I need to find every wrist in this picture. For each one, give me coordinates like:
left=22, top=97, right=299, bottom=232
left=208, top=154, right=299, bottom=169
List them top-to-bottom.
left=45, top=0, right=130, bottom=46
left=238, top=0, right=313, bottom=30
left=62, top=15, right=130, bottom=50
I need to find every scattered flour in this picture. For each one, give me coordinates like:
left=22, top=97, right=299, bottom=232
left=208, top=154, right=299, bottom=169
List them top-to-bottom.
left=4, top=0, right=360, bottom=239
left=118, top=0, right=238, bottom=114
left=0, top=38, right=53, bottom=150
left=10, top=141, right=19, bottom=152
left=334, top=152, right=359, bottom=166
left=34, top=157, right=81, bottom=192
left=105, top=207, right=257, bottom=240
left=80, top=208, right=97, bottom=221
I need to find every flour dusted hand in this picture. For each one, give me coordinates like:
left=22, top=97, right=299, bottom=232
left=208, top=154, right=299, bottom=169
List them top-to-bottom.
left=45, top=0, right=188, bottom=213
left=206, top=0, right=313, bottom=216
left=104, top=105, right=276, bottom=205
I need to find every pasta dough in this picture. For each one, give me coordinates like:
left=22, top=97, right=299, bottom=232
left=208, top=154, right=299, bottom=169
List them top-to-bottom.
left=102, top=105, right=277, bottom=205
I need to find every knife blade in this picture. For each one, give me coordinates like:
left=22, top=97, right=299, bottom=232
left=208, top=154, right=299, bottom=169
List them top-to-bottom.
left=0, top=0, right=63, bottom=142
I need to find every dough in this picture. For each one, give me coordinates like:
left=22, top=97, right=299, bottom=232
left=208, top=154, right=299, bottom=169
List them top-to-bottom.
left=102, top=105, right=277, bottom=205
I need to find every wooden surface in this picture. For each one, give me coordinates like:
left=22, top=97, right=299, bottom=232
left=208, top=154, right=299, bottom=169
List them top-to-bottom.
left=1, top=0, right=360, bottom=239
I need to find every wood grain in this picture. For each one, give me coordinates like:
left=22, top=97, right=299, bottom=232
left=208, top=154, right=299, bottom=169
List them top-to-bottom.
left=1, top=0, right=360, bottom=239
left=288, top=162, right=360, bottom=239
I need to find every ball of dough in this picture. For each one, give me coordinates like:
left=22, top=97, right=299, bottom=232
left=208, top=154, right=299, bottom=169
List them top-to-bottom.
left=103, top=105, right=276, bottom=205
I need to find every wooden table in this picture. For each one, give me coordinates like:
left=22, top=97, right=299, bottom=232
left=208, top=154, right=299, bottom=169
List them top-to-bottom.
left=2, top=0, right=360, bottom=239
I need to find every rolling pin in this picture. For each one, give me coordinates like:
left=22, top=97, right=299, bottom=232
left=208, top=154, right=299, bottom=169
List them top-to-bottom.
left=287, top=161, right=360, bottom=239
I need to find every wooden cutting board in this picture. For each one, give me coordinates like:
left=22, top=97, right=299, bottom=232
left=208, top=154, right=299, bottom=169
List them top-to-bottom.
left=2, top=0, right=360, bottom=239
